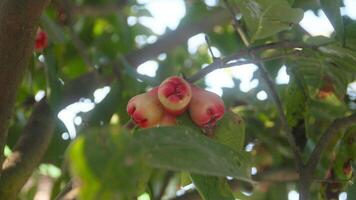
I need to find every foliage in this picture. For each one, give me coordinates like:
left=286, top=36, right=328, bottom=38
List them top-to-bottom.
left=2, top=0, right=356, bottom=199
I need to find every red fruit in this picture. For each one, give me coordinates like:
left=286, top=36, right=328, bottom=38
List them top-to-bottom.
left=35, top=29, right=48, bottom=51
left=158, top=76, right=192, bottom=115
left=317, top=76, right=335, bottom=99
left=188, top=86, right=225, bottom=128
left=127, top=87, right=164, bottom=128
left=157, top=113, right=177, bottom=127
left=343, top=159, right=353, bottom=178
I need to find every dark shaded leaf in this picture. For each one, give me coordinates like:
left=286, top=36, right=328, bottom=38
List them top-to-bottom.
left=238, top=0, right=304, bottom=41
left=135, top=126, right=251, bottom=182
left=191, top=175, right=235, bottom=200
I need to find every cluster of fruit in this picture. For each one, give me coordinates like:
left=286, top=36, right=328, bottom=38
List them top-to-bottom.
left=127, top=76, right=225, bottom=129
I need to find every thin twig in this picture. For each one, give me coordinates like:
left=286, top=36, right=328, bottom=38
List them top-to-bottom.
left=221, top=0, right=304, bottom=169
left=222, top=0, right=250, bottom=46
left=204, top=34, right=217, bottom=60
left=186, top=41, right=307, bottom=82
left=225, top=50, right=302, bottom=67
left=257, top=61, right=303, bottom=169
left=299, top=113, right=356, bottom=199
left=305, top=113, right=356, bottom=173
left=124, top=119, right=136, bottom=130
left=157, top=171, right=174, bottom=200
left=313, top=178, right=353, bottom=184
left=54, top=180, right=73, bottom=200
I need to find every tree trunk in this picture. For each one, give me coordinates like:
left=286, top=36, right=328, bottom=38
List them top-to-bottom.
left=0, top=0, right=49, bottom=171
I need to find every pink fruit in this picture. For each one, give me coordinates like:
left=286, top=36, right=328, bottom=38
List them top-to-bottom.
left=158, top=76, right=192, bottom=115
left=188, top=86, right=225, bottom=128
left=127, top=87, right=164, bottom=128
left=157, top=113, right=177, bottom=127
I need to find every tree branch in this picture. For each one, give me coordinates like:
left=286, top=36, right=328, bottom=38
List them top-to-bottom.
left=0, top=0, right=50, bottom=173
left=221, top=0, right=304, bottom=169
left=222, top=0, right=250, bottom=46
left=125, top=9, right=231, bottom=68
left=187, top=41, right=306, bottom=83
left=257, top=63, right=304, bottom=169
left=0, top=71, right=108, bottom=200
left=0, top=99, right=55, bottom=199
left=299, top=112, right=356, bottom=199
left=305, top=113, right=356, bottom=173
left=54, top=179, right=74, bottom=200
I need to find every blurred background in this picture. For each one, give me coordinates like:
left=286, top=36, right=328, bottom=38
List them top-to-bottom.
left=4, top=0, right=356, bottom=199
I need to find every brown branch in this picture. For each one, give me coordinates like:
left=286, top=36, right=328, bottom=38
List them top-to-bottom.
left=0, top=0, right=50, bottom=173
left=222, top=0, right=250, bottom=46
left=0, top=1, right=100, bottom=198
left=186, top=41, right=306, bottom=82
left=225, top=50, right=302, bottom=67
left=256, top=62, right=304, bottom=169
left=0, top=69, right=108, bottom=200
left=0, top=99, right=55, bottom=199
left=299, top=112, right=356, bottom=199
left=305, top=113, right=356, bottom=173
left=252, top=168, right=299, bottom=183
left=54, top=179, right=73, bottom=200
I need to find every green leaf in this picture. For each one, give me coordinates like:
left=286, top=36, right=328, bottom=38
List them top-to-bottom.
left=237, top=0, right=304, bottom=42
left=287, top=0, right=295, bottom=5
left=320, top=0, right=344, bottom=42
left=304, top=36, right=334, bottom=46
left=290, top=46, right=356, bottom=100
left=44, top=49, right=63, bottom=109
left=178, top=111, right=244, bottom=200
left=214, top=111, right=245, bottom=151
left=176, top=112, right=203, bottom=133
left=135, top=126, right=251, bottom=182
left=68, top=127, right=149, bottom=200
left=180, top=171, right=192, bottom=186
left=191, top=175, right=235, bottom=200
left=348, top=179, right=356, bottom=199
